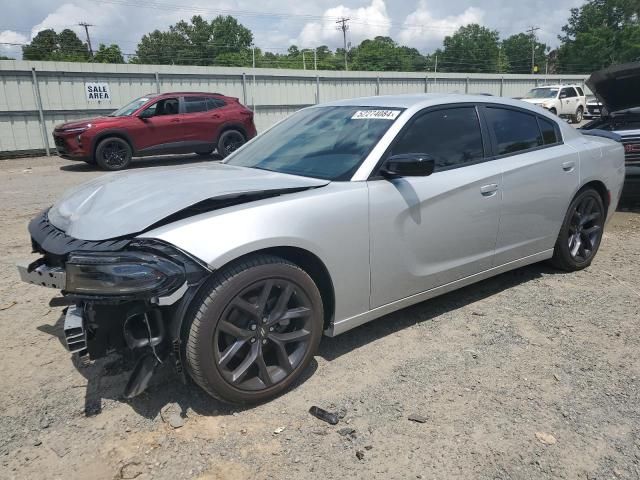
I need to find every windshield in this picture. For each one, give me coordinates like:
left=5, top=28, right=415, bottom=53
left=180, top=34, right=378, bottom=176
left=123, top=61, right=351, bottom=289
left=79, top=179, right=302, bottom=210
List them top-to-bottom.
left=526, top=88, right=559, bottom=99
left=110, top=96, right=155, bottom=117
left=225, top=106, right=403, bottom=180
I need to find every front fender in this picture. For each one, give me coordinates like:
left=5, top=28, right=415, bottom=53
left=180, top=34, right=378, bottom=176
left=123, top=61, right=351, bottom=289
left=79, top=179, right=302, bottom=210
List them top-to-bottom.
left=140, top=182, right=371, bottom=323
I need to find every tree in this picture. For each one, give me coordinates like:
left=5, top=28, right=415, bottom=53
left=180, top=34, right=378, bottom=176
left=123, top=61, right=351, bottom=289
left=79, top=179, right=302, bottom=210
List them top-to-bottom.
left=557, top=0, right=640, bottom=73
left=134, top=14, right=253, bottom=65
left=438, top=24, right=501, bottom=73
left=22, top=28, right=90, bottom=61
left=501, top=33, right=548, bottom=73
left=349, top=36, right=426, bottom=71
left=93, top=44, right=124, bottom=63
left=0, top=56, right=13, bottom=60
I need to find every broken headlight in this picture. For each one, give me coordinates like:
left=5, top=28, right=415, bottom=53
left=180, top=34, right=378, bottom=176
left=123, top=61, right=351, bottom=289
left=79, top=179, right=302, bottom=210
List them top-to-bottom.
left=65, top=251, right=185, bottom=297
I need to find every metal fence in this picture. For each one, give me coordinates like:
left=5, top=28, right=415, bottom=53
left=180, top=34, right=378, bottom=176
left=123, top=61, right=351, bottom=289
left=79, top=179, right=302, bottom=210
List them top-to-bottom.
left=0, top=60, right=590, bottom=155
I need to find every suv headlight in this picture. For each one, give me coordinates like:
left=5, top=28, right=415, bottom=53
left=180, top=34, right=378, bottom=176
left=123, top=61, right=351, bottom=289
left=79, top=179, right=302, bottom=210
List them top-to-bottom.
left=63, top=124, right=92, bottom=134
left=65, top=251, right=185, bottom=297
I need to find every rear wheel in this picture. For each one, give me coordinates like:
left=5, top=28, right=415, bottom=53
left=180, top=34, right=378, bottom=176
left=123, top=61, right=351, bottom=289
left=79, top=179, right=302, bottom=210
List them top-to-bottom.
left=571, top=106, right=584, bottom=124
left=217, top=130, right=246, bottom=158
left=95, top=137, right=132, bottom=171
left=551, top=188, right=605, bottom=271
left=185, top=255, right=323, bottom=404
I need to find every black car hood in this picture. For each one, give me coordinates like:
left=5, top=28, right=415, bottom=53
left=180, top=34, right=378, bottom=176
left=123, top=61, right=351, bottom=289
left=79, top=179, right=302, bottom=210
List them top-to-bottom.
left=586, top=62, right=640, bottom=114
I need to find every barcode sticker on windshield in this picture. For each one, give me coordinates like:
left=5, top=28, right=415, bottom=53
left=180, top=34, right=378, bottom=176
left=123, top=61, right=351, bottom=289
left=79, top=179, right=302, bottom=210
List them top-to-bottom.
left=352, top=110, right=401, bottom=120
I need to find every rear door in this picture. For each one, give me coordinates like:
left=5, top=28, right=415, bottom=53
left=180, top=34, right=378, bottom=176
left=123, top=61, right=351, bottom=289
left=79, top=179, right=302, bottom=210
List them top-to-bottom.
left=560, top=87, right=579, bottom=115
left=179, top=96, right=226, bottom=146
left=368, top=105, right=503, bottom=308
left=482, top=106, right=579, bottom=265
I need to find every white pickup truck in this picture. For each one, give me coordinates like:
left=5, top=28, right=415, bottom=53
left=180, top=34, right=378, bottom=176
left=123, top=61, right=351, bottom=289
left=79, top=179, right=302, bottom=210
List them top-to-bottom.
left=521, top=84, right=587, bottom=123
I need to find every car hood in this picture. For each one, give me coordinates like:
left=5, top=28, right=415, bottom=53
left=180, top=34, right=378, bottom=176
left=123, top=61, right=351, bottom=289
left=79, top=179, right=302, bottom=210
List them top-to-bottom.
left=586, top=62, right=640, bottom=114
left=54, top=116, right=121, bottom=131
left=48, top=164, right=329, bottom=241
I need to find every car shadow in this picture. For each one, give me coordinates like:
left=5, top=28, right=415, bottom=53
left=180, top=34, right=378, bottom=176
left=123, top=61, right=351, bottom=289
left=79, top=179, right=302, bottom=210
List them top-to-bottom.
left=59, top=153, right=222, bottom=172
left=36, top=262, right=555, bottom=420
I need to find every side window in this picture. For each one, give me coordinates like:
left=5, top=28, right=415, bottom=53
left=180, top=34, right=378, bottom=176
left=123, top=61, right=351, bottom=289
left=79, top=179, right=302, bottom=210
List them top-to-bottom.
left=576, top=86, right=584, bottom=97
left=565, top=88, right=578, bottom=98
left=184, top=96, right=208, bottom=113
left=142, top=98, right=179, bottom=116
left=206, top=98, right=226, bottom=110
left=391, top=107, right=484, bottom=170
left=484, top=107, right=543, bottom=155
left=537, top=117, right=559, bottom=145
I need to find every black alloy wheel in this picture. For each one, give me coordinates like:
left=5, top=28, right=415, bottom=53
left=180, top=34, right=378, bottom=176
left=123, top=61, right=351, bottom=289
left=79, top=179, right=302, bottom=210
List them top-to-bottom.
left=217, top=130, right=246, bottom=158
left=95, top=137, right=132, bottom=170
left=552, top=188, right=605, bottom=271
left=185, top=255, right=323, bottom=404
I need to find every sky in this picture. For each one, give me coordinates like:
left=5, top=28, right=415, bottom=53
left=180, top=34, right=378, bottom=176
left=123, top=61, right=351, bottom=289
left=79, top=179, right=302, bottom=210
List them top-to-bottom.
left=0, top=0, right=586, bottom=59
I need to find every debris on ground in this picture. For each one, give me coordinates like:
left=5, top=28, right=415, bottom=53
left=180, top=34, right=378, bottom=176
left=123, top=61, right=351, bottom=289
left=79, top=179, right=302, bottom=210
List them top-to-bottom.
left=309, top=406, right=339, bottom=425
left=408, top=414, right=428, bottom=424
left=273, top=427, right=286, bottom=435
left=535, top=432, right=557, bottom=445
left=356, top=450, right=365, bottom=461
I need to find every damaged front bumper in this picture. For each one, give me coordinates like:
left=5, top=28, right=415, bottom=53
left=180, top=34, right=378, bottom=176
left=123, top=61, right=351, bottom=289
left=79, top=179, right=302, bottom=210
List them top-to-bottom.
left=17, top=210, right=211, bottom=398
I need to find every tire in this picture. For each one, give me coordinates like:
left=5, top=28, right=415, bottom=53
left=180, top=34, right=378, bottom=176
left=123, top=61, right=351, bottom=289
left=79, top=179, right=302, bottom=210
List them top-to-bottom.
left=571, top=106, right=584, bottom=124
left=549, top=108, right=557, bottom=116
left=217, top=130, right=246, bottom=158
left=95, top=137, right=132, bottom=171
left=195, top=149, right=214, bottom=157
left=83, top=157, right=97, bottom=165
left=551, top=188, right=605, bottom=271
left=185, top=254, right=324, bottom=404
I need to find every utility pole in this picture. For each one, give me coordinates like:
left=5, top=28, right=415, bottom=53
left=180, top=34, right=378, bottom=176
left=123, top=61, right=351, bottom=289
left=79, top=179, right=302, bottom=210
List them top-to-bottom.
left=336, top=17, right=350, bottom=71
left=78, top=22, right=94, bottom=57
left=526, top=26, right=540, bottom=74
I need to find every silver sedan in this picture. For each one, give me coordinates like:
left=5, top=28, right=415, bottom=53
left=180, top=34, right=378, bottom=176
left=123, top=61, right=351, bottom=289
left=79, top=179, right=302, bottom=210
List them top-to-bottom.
left=18, top=94, right=626, bottom=404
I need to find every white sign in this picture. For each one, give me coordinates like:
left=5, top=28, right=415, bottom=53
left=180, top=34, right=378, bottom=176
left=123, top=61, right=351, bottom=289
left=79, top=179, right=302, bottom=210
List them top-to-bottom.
left=85, top=82, right=111, bottom=102
left=351, top=109, right=401, bottom=120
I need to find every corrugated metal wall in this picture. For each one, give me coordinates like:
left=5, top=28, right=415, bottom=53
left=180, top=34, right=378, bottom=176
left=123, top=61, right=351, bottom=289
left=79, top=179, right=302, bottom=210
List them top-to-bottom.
left=0, top=60, right=589, bottom=154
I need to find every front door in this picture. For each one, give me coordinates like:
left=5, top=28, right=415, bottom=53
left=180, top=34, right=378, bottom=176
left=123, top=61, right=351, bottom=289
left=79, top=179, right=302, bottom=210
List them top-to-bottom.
left=132, top=97, right=184, bottom=151
left=368, top=106, right=502, bottom=308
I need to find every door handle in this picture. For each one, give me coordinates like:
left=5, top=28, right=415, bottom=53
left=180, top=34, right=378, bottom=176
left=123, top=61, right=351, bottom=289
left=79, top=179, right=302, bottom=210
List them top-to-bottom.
left=562, top=161, right=576, bottom=172
left=480, top=184, right=499, bottom=196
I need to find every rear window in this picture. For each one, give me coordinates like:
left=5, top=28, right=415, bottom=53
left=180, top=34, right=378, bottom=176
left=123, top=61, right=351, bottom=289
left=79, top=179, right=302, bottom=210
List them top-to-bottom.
left=576, top=86, right=584, bottom=96
left=184, top=96, right=208, bottom=113
left=207, top=98, right=226, bottom=110
left=485, top=107, right=543, bottom=155
left=538, top=117, right=559, bottom=145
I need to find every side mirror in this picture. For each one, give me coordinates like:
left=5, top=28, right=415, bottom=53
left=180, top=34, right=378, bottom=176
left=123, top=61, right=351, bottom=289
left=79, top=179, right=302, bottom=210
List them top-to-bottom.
left=138, top=108, right=154, bottom=119
left=381, top=153, right=435, bottom=178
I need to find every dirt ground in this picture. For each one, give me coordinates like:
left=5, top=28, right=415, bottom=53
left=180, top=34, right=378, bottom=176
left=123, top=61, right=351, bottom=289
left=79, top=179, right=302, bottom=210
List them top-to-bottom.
left=1, top=155, right=639, bottom=480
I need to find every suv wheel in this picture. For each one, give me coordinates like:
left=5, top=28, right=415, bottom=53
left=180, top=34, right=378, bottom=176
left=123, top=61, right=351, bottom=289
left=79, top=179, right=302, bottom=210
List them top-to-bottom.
left=572, top=106, right=584, bottom=124
left=217, top=130, right=246, bottom=158
left=95, top=137, right=132, bottom=171
left=551, top=188, right=605, bottom=271
left=185, top=254, right=323, bottom=404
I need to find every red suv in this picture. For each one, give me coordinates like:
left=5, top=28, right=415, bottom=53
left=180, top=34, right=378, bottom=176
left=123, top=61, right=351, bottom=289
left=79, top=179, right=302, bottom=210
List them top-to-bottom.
left=53, top=92, right=257, bottom=170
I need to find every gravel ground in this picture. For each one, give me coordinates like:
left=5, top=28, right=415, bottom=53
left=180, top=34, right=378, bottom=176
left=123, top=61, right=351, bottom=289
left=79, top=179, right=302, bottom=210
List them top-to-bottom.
left=1, top=155, right=639, bottom=480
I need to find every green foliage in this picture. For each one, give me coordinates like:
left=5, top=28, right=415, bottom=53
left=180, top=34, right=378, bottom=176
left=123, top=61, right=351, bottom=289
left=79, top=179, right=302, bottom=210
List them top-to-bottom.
left=557, top=0, right=640, bottom=73
left=133, top=15, right=253, bottom=65
left=438, top=24, right=501, bottom=73
left=22, top=28, right=90, bottom=61
left=501, top=33, right=548, bottom=74
left=349, top=36, right=426, bottom=71
left=93, top=44, right=124, bottom=63
left=0, top=56, right=14, bottom=60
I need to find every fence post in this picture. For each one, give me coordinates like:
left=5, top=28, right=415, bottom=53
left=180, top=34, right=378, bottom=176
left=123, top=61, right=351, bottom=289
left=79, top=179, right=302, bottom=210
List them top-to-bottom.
left=31, top=68, right=50, bottom=157
left=154, top=72, right=160, bottom=93
left=242, top=73, right=247, bottom=105
left=315, top=75, right=320, bottom=104
left=424, top=75, right=428, bottom=93
left=376, top=76, right=380, bottom=96
left=465, top=77, right=469, bottom=94
left=500, top=77, right=504, bottom=97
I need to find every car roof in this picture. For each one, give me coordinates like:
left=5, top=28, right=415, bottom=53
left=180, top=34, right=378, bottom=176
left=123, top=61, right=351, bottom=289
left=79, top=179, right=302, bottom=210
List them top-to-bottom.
left=533, top=85, right=583, bottom=89
left=156, top=92, right=227, bottom=97
left=317, top=93, right=556, bottom=111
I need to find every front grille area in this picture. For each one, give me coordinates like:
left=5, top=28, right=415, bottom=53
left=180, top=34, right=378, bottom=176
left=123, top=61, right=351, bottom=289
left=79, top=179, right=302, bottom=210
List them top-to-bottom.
left=587, top=105, right=601, bottom=116
left=53, top=134, right=67, bottom=153
left=621, top=134, right=640, bottom=165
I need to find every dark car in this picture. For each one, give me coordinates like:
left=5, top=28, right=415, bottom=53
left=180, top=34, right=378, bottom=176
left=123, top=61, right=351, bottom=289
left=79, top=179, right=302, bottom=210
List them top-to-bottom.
left=581, top=63, right=640, bottom=203
left=53, top=92, right=257, bottom=170
left=584, top=95, right=603, bottom=119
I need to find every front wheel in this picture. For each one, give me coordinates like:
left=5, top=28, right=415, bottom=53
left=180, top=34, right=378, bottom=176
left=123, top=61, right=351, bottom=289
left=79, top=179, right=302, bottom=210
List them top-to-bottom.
left=217, top=130, right=246, bottom=158
left=95, top=137, right=132, bottom=171
left=551, top=188, right=605, bottom=271
left=185, top=255, right=324, bottom=404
